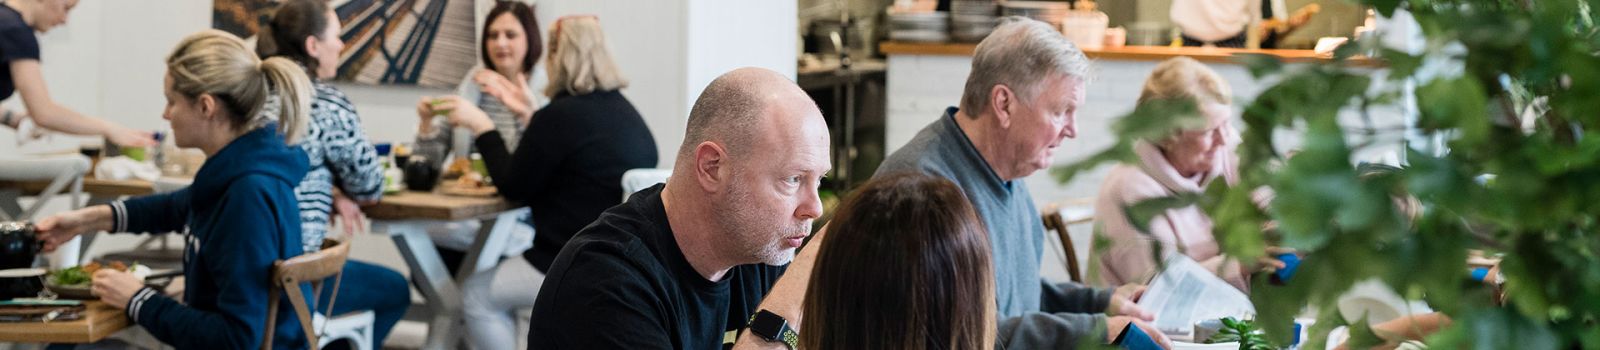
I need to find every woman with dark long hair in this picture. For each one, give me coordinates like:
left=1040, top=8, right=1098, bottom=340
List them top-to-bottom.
left=255, top=0, right=409, bottom=346
left=800, top=173, right=998, bottom=350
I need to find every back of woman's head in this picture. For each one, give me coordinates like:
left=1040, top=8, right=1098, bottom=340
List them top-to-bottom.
left=256, top=0, right=330, bottom=77
left=545, top=16, right=628, bottom=97
left=169, top=29, right=312, bottom=144
left=1137, top=56, right=1231, bottom=107
left=800, top=173, right=997, bottom=350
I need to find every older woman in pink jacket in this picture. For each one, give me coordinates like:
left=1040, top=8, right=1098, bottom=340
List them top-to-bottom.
left=1092, top=57, right=1257, bottom=291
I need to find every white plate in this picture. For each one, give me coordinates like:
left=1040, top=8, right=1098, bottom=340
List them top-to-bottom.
left=0, top=268, right=45, bottom=277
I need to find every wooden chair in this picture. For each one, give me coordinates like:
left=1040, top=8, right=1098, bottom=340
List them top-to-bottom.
left=1042, top=200, right=1096, bottom=283
left=261, top=239, right=375, bottom=350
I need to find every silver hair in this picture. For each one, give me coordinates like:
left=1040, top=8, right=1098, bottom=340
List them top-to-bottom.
left=959, top=16, right=1090, bottom=116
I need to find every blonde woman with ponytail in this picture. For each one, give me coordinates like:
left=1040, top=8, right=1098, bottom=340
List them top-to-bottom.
left=33, top=29, right=321, bottom=350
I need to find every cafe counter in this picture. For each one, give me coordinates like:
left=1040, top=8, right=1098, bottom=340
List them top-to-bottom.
left=879, top=41, right=1349, bottom=64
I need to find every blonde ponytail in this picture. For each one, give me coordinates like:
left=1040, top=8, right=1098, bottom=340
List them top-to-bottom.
left=167, top=29, right=313, bottom=145
left=259, top=57, right=311, bottom=144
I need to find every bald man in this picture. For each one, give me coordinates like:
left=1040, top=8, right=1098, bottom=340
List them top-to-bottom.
left=526, top=67, right=830, bottom=349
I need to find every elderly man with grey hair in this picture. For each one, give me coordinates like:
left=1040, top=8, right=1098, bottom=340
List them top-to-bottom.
left=734, top=17, right=1169, bottom=349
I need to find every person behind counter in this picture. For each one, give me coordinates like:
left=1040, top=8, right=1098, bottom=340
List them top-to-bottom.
left=1170, top=0, right=1319, bottom=48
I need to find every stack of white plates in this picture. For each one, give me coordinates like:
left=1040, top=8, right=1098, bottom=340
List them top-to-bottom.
left=1001, top=0, right=1071, bottom=28
left=950, top=1, right=998, bottom=42
left=889, top=11, right=951, bottom=42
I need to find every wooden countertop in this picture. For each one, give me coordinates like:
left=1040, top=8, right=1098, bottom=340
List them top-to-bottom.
left=880, top=41, right=1372, bottom=65
left=0, top=177, right=158, bottom=197
left=0, top=301, right=130, bottom=344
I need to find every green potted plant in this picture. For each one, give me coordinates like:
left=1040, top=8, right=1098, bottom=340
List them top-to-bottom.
left=1056, top=0, right=1600, bottom=347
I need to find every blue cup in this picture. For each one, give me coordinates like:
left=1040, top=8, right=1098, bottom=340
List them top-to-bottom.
left=1273, top=253, right=1301, bottom=284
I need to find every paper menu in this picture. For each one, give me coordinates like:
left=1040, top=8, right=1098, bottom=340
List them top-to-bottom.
left=1136, top=255, right=1257, bottom=336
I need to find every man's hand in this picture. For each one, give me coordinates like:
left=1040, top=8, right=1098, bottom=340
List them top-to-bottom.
left=731, top=226, right=829, bottom=350
left=1107, top=284, right=1154, bottom=321
left=1107, top=316, right=1172, bottom=349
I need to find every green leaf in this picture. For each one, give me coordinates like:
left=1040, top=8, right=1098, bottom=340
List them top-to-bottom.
left=1362, top=0, right=1402, bottom=17
left=1235, top=53, right=1284, bottom=79
left=1123, top=192, right=1204, bottom=235
left=1344, top=314, right=1387, bottom=349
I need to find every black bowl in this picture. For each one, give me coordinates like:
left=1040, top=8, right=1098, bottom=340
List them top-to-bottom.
left=403, top=156, right=442, bottom=192
left=0, top=221, right=39, bottom=270
left=0, top=268, right=45, bottom=300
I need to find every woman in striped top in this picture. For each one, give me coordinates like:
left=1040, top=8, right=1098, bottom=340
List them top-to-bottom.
left=256, top=0, right=410, bottom=346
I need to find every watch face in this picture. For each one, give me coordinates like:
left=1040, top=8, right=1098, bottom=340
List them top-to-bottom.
left=751, top=310, right=788, bottom=340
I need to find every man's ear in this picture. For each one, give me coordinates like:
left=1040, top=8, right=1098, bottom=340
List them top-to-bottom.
left=990, top=84, right=1015, bottom=129
left=692, top=141, right=729, bottom=194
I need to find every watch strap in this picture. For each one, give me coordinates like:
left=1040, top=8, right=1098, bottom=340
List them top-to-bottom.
left=747, top=313, right=799, bottom=349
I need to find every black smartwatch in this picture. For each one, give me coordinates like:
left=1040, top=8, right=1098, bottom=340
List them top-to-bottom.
left=746, top=309, right=798, bottom=349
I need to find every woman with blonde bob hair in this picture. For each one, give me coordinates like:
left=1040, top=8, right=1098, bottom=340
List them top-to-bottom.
left=437, top=13, right=657, bottom=350
left=542, top=15, right=627, bottom=97
left=34, top=29, right=319, bottom=349
left=1092, top=56, right=1284, bottom=292
left=801, top=173, right=997, bottom=350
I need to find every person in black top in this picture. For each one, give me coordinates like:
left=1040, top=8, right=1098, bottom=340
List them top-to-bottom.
left=0, top=0, right=154, bottom=147
left=434, top=14, right=657, bottom=349
left=523, top=67, right=830, bottom=349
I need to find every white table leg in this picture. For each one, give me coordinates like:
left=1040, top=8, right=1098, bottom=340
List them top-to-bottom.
left=454, top=208, right=529, bottom=283
left=380, top=222, right=464, bottom=350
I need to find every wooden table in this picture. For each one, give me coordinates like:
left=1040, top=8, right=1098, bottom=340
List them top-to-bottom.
left=0, top=178, right=154, bottom=198
left=366, top=191, right=523, bottom=350
left=0, top=301, right=129, bottom=343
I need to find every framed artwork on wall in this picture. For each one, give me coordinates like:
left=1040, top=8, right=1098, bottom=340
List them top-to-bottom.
left=213, top=0, right=478, bottom=88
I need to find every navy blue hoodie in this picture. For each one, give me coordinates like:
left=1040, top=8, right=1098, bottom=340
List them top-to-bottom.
left=107, top=125, right=314, bottom=349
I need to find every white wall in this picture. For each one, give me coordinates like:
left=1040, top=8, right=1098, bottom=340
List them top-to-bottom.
left=5, top=0, right=797, bottom=169
left=537, top=0, right=796, bottom=166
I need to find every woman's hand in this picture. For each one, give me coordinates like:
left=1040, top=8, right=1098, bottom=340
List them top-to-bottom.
left=475, top=70, right=534, bottom=123
left=435, top=95, right=496, bottom=136
left=416, top=97, right=441, bottom=136
left=106, top=127, right=157, bottom=148
left=331, top=191, right=367, bottom=236
left=34, top=206, right=113, bottom=253
left=92, top=269, right=145, bottom=310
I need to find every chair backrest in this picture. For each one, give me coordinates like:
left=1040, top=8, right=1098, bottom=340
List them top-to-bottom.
left=620, top=168, right=672, bottom=202
left=1042, top=200, right=1096, bottom=284
left=1041, top=209, right=1083, bottom=283
left=262, top=239, right=350, bottom=350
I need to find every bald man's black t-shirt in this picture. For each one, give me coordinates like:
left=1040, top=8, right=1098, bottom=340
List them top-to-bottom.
left=527, top=184, right=787, bottom=349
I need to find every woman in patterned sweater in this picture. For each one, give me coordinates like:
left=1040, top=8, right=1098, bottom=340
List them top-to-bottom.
left=257, top=0, right=410, bottom=346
